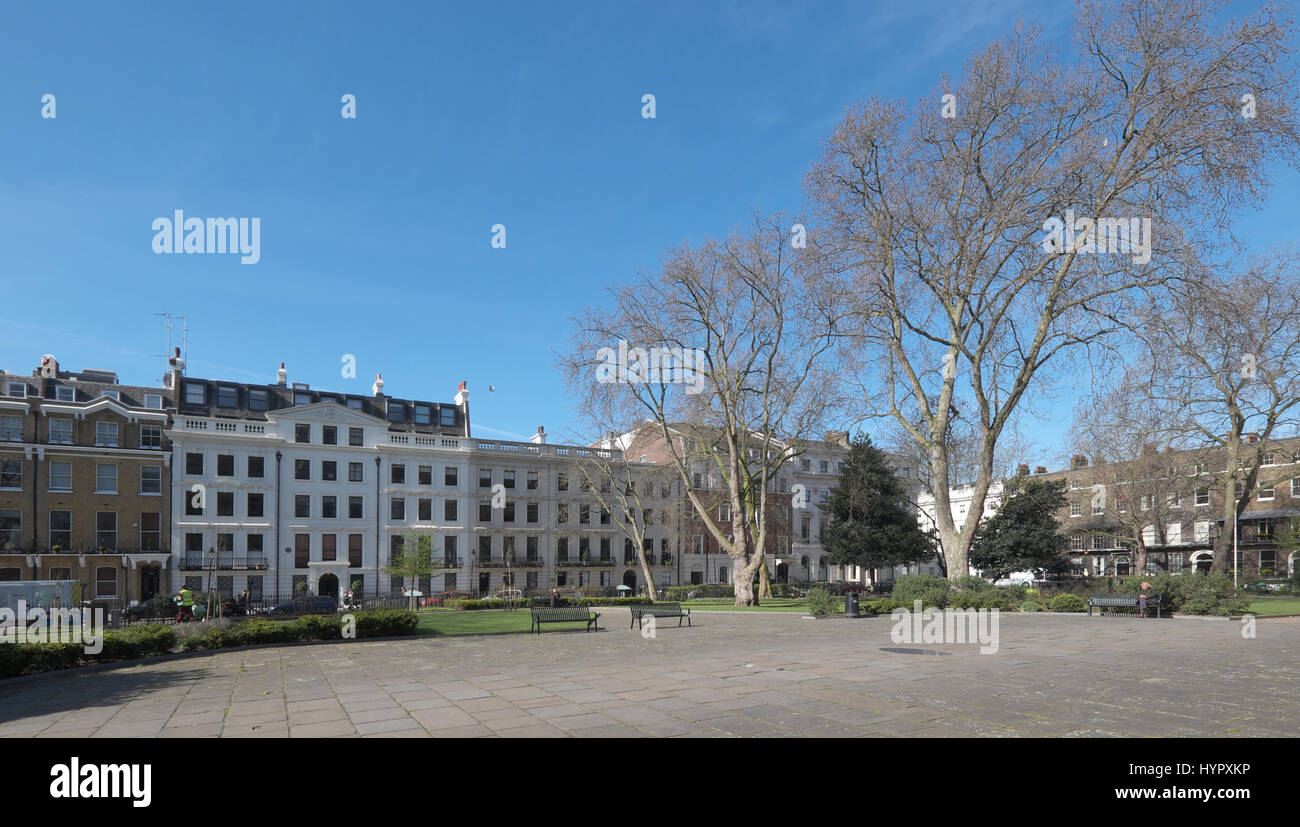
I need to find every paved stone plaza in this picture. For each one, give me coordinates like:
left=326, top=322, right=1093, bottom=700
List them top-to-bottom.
left=0, top=611, right=1296, bottom=737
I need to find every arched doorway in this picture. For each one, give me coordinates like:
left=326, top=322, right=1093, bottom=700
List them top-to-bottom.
left=1192, top=551, right=1213, bottom=573
left=1114, top=555, right=1131, bottom=576
left=775, top=563, right=788, bottom=583
left=718, top=568, right=728, bottom=584
left=622, top=570, right=637, bottom=590
left=318, top=573, right=338, bottom=597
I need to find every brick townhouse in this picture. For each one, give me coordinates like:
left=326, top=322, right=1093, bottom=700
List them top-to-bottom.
left=0, top=355, right=174, bottom=603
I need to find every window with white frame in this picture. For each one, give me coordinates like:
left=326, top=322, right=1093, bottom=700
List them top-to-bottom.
left=5, top=382, right=27, bottom=398
left=55, top=386, right=74, bottom=402
left=144, top=393, right=163, bottom=410
left=0, top=416, right=20, bottom=441
left=48, top=418, right=72, bottom=444
left=95, top=421, right=118, bottom=447
left=139, top=424, right=162, bottom=448
left=1262, top=451, right=1276, bottom=466
left=0, top=460, right=20, bottom=489
left=49, top=461, right=72, bottom=492
left=95, top=463, right=117, bottom=493
left=140, top=465, right=162, bottom=495
left=1293, top=478, right=1300, bottom=497
left=1258, top=484, right=1275, bottom=501
left=1196, top=488, right=1209, bottom=506
left=1140, top=494, right=1154, bottom=511
left=1069, top=501, right=1082, bottom=517
left=718, top=503, right=731, bottom=521
left=95, top=512, right=116, bottom=550
left=1194, top=521, right=1210, bottom=543
left=1166, top=522, right=1182, bottom=544
left=1142, top=524, right=1157, bottom=545
left=1070, top=535, right=1084, bottom=551
left=1169, top=552, right=1184, bottom=573
left=95, top=566, right=117, bottom=597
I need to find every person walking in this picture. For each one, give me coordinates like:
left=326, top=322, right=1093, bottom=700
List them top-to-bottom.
left=175, top=586, right=195, bottom=623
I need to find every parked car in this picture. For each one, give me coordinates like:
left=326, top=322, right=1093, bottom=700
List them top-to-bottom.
left=262, top=595, right=337, bottom=616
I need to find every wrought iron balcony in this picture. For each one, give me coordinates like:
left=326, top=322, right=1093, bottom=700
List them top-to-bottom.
left=179, top=554, right=269, bottom=571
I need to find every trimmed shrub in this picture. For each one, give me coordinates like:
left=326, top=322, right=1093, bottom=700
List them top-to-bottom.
left=891, top=574, right=952, bottom=610
left=953, top=575, right=996, bottom=593
left=1000, top=584, right=1028, bottom=603
left=806, top=588, right=835, bottom=616
left=1049, top=593, right=1086, bottom=613
left=867, top=597, right=900, bottom=614
left=1020, top=601, right=1041, bottom=612
left=355, top=609, right=418, bottom=638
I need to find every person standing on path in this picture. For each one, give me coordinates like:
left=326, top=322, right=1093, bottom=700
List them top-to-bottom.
left=175, top=586, right=195, bottom=623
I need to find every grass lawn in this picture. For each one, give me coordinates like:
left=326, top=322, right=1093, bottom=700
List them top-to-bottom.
left=1247, top=597, right=1300, bottom=616
left=678, top=598, right=830, bottom=613
left=413, top=608, right=594, bottom=636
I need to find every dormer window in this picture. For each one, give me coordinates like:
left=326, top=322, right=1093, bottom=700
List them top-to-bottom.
left=4, top=382, right=26, bottom=398
left=183, top=382, right=206, bottom=405
left=55, top=386, right=75, bottom=402
left=217, top=386, right=238, bottom=408
left=248, top=390, right=268, bottom=411
left=144, top=393, right=163, bottom=410
left=293, top=393, right=313, bottom=406
left=346, top=398, right=363, bottom=411
left=388, top=403, right=406, bottom=423
left=414, top=404, right=431, bottom=425
left=439, top=407, right=455, bottom=427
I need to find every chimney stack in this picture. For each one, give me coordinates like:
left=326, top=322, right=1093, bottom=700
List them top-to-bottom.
left=168, top=347, right=185, bottom=405
left=276, top=362, right=287, bottom=386
left=372, top=372, right=384, bottom=397
left=455, top=381, right=470, bottom=438
left=531, top=426, right=547, bottom=445
left=1071, top=454, right=1088, bottom=469
left=1017, top=463, right=1030, bottom=476
left=1034, top=466, right=1047, bottom=475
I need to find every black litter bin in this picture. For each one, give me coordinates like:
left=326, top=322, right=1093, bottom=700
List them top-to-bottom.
left=845, top=591, right=860, bottom=618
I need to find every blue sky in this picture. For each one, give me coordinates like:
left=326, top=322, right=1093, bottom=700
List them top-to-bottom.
left=1, top=0, right=1294, bottom=466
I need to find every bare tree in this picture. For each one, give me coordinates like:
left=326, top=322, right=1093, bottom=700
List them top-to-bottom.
left=805, top=0, right=1299, bottom=578
left=562, top=215, right=835, bottom=606
left=1129, top=256, right=1300, bottom=576
left=1072, top=381, right=1208, bottom=575
left=573, top=445, right=678, bottom=602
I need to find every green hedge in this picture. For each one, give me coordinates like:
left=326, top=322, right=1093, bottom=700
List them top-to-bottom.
left=891, top=574, right=953, bottom=610
left=806, top=588, right=835, bottom=616
left=1049, top=593, right=1086, bottom=613
left=182, top=609, right=417, bottom=650
left=0, top=612, right=420, bottom=677
left=0, top=624, right=179, bottom=679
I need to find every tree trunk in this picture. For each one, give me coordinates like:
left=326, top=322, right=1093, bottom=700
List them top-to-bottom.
left=638, top=550, right=658, bottom=602
left=732, top=551, right=762, bottom=606
left=757, top=553, right=772, bottom=599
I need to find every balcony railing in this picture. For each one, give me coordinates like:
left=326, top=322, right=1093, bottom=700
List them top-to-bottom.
left=0, top=546, right=172, bottom=556
left=179, top=555, right=269, bottom=571
left=434, top=557, right=463, bottom=568
left=478, top=557, right=545, bottom=568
